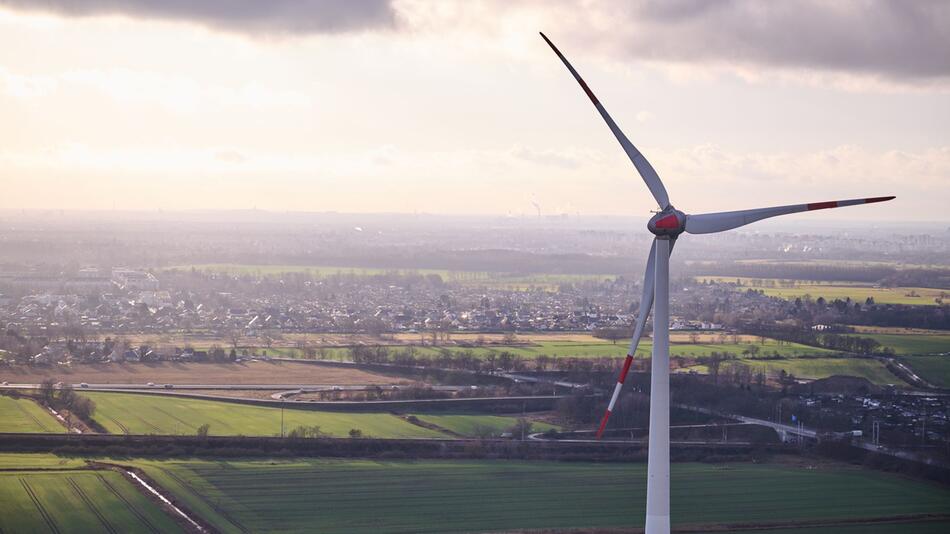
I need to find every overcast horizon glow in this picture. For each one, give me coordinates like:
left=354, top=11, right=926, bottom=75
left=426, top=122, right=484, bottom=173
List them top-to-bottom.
left=1, top=1, right=948, bottom=221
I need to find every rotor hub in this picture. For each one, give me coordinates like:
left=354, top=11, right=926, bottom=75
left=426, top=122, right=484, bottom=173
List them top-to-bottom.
left=648, top=207, right=686, bottom=237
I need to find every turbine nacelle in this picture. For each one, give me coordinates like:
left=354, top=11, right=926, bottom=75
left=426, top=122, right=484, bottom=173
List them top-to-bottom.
left=647, top=207, right=686, bottom=238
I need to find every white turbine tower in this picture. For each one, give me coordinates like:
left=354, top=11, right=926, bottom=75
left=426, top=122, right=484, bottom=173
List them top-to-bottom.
left=540, top=33, right=894, bottom=534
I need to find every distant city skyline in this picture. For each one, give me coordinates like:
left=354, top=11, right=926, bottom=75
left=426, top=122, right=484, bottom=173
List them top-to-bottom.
left=1, top=1, right=948, bottom=221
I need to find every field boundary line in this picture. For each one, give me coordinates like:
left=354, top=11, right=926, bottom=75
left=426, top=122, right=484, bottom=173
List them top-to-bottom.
left=16, top=399, right=57, bottom=432
left=153, top=406, right=197, bottom=432
left=103, top=414, right=130, bottom=434
left=157, top=466, right=250, bottom=533
left=95, top=472, right=161, bottom=534
left=66, top=475, right=117, bottom=534
left=19, top=477, right=61, bottom=534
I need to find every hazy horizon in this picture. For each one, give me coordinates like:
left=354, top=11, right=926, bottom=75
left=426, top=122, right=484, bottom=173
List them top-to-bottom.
left=1, top=1, right=948, bottom=221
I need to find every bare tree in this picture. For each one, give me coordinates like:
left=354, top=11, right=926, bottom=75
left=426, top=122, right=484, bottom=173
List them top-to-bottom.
left=39, top=378, right=56, bottom=404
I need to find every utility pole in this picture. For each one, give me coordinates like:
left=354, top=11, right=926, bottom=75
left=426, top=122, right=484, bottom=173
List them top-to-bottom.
left=281, top=399, right=285, bottom=438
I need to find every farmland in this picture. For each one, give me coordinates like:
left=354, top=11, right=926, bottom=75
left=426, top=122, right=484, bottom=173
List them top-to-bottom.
left=168, top=263, right=613, bottom=290
left=696, top=276, right=947, bottom=306
left=838, top=331, right=950, bottom=387
left=852, top=333, right=950, bottom=355
left=64, top=335, right=835, bottom=364
left=305, top=338, right=836, bottom=361
left=897, top=355, right=950, bottom=388
left=682, top=357, right=903, bottom=385
left=0, top=360, right=406, bottom=386
left=81, top=392, right=551, bottom=438
left=83, top=392, right=446, bottom=438
left=0, top=396, right=62, bottom=433
left=413, top=414, right=558, bottom=437
left=126, top=457, right=950, bottom=533
left=0, top=465, right=184, bottom=533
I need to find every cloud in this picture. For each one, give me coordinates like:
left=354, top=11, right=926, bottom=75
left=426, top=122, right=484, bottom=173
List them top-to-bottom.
left=0, top=0, right=397, bottom=35
left=569, top=0, right=950, bottom=81
left=5, top=1, right=947, bottom=82
left=395, top=1, right=949, bottom=84
left=0, top=66, right=312, bottom=111
left=650, top=144, right=949, bottom=211
left=509, top=146, right=601, bottom=169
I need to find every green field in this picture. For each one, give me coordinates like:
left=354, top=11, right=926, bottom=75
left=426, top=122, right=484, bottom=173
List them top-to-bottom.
left=167, top=263, right=613, bottom=290
left=170, top=263, right=459, bottom=278
left=697, top=276, right=947, bottom=306
left=841, top=333, right=950, bottom=387
left=854, top=333, right=950, bottom=355
left=310, top=338, right=836, bottom=361
left=897, top=355, right=950, bottom=388
left=684, top=357, right=903, bottom=385
left=81, top=392, right=552, bottom=438
left=84, top=392, right=446, bottom=438
left=0, top=396, right=62, bottom=433
left=413, top=414, right=558, bottom=437
left=0, top=453, right=86, bottom=469
left=127, top=458, right=950, bottom=533
left=0, top=468, right=184, bottom=533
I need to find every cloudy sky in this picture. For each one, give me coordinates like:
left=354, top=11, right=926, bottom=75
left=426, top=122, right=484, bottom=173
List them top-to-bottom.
left=1, top=0, right=948, bottom=220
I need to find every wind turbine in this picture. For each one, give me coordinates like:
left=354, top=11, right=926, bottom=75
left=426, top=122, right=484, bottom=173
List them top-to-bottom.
left=540, top=33, right=894, bottom=534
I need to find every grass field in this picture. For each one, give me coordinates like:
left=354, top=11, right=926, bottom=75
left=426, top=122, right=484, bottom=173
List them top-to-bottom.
left=168, top=263, right=614, bottom=290
left=697, top=276, right=947, bottom=306
left=90, top=332, right=837, bottom=362
left=840, top=333, right=950, bottom=387
left=852, top=333, right=950, bottom=355
left=311, top=338, right=836, bottom=361
left=897, top=355, right=950, bottom=388
left=683, top=357, right=903, bottom=385
left=0, top=360, right=405, bottom=386
left=81, top=392, right=550, bottom=438
left=83, top=392, right=446, bottom=438
left=0, top=396, right=62, bottom=433
left=412, top=414, right=558, bottom=437
left=0, top=453, right=86, bottom=469
left=127, top=457, right=950, bottom=533
left=0, top=468, right=184, bottom=533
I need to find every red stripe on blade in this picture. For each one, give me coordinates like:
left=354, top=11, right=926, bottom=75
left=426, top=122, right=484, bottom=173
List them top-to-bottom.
left=865, top=196, right=896, bottom=204
left=807, top=201, right=838, bottom=210
left=618, top=355, right=634, bottom=384
left=595, top=410, right=611, bottom=439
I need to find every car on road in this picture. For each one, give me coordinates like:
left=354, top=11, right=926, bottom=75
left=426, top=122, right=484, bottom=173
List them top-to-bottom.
left=147, top=382, right=155, bottom=387
left=80, top=383, right=88, bottom=388
left=163, top=384, right=174, bottom=389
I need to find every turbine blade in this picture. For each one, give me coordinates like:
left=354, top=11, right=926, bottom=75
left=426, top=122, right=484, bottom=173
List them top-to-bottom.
left=540, top=32, right=671, bottom=210
left=685, top=196, right=895, bottom=235
left=596, top=238, right=664, bottom=439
